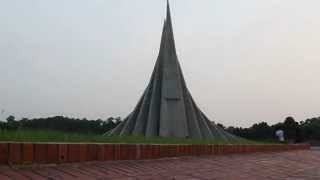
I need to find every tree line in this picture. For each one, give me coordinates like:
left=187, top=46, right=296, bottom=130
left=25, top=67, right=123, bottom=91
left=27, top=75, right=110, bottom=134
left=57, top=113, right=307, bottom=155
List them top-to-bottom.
left=1, top=115, right=319, bottom=142
left=0, top=116, right=121, bottom=134
left=221, top=116, right=320, bottom=143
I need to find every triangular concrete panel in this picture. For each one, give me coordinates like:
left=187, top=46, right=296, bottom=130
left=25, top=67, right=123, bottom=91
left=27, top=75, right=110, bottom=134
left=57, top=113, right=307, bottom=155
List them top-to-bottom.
left=108, top=1, right=240, bottom=140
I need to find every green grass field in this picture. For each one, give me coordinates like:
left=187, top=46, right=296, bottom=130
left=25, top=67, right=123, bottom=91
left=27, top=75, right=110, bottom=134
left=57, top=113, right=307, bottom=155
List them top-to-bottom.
left=0, top=129, right=258, bottom=144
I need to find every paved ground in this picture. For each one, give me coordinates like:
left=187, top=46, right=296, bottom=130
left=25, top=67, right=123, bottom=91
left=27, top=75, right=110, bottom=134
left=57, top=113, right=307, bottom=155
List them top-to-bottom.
left=0, top=150, right=319, bottom=180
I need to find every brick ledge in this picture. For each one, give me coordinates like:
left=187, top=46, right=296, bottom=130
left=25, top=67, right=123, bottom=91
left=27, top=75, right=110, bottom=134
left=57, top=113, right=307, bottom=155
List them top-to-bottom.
left=0, top=143, right=310, bottom=165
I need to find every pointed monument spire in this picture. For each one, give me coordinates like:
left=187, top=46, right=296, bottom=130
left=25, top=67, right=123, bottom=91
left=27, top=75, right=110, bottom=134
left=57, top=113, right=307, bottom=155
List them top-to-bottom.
left=108, top=1, right=240, bottom=140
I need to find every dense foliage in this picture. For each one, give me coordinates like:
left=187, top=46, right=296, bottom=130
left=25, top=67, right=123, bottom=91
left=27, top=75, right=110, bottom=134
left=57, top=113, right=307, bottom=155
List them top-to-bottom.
left=0, top=116, right=120, bottom=134
left=225, top=116, right=320, bottom=142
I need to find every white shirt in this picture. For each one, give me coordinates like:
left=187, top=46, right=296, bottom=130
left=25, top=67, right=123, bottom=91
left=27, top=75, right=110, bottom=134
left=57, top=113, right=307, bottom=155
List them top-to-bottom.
left=276, top=130, right=284, bottom=142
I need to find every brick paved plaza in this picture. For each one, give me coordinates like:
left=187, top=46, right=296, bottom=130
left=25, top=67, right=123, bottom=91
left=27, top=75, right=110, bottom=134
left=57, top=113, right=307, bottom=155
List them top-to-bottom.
left=0, top=149, right=319, bottom=180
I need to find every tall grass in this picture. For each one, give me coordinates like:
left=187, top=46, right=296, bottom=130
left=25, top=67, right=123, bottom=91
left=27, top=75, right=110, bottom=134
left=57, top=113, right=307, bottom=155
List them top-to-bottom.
left=0, top=129, right=257, bottom=144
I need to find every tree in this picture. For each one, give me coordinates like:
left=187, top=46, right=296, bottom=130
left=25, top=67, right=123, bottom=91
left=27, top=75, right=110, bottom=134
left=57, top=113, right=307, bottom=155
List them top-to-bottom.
left=5, top=115, right=17, bottom=130
left=6, top=115, right=15, bottom=123
left=283, top=116, right=299, bottom=141
left=114, top=117, right=122, bottom=123
left=300, top=117, right=320, bottom=141
left=248, top=122, right=273, bottom=140
left=217, top=123, right=225, bottom=129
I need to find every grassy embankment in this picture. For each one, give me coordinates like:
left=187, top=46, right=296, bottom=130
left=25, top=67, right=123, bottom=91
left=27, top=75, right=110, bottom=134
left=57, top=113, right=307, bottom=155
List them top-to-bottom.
left=0, top=129, right=258, bottom=144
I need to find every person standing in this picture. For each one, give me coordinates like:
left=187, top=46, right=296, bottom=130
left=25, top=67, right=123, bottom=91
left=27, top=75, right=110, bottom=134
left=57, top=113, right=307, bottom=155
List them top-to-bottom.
left=276, top=129, right=285, bottom=142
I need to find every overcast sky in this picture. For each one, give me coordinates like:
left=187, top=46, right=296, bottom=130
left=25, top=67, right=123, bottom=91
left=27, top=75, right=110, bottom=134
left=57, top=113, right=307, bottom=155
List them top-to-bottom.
left=1, top=0, right=319, bottom=127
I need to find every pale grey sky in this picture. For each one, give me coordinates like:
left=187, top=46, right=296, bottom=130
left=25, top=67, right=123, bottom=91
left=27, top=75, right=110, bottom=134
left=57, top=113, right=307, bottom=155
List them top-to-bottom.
left=0, top=0, right=319, bottom=127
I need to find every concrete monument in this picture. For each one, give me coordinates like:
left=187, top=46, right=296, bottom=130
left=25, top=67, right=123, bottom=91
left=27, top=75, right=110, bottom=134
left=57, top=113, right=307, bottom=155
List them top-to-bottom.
left=108, top=1, right=239, bottom=140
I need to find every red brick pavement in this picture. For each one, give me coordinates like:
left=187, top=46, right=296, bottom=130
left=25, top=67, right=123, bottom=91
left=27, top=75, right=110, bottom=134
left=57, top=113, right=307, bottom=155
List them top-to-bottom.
left=0, top=150, right=319, bottom=180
